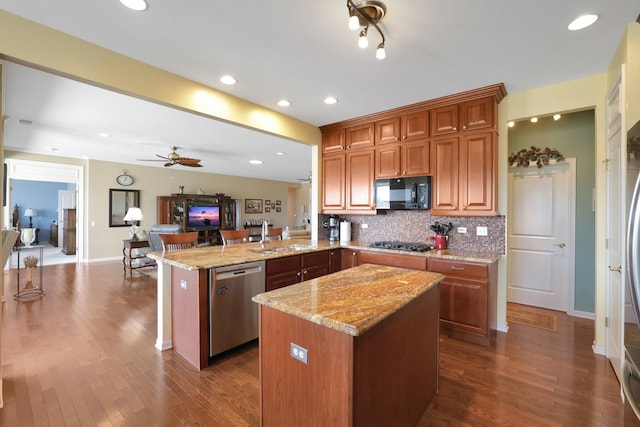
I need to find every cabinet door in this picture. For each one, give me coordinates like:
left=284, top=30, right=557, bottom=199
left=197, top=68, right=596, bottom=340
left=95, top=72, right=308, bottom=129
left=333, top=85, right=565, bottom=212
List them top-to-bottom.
left=460, top=97, right=494, bottom=131
left=430, top=105, right=459, bottom=136
left=401, top=110, right=429, bottom=140
left=375, top=117, right=401, bottom=145
left=346, top=123, right=374, bottom=149
left=322, top=129, right=345, bottom=153
left=459, top=131, right=496, bottom=214
left=430, top=136, right=459, bottom=214
left=402, top=139, right=430, bottom=176
left=375, top=144, right=401, bottom=178
left=346, top=149, right=375, bottom=211
left=322, top=153, right=346, bottom=211
left=156, top=196, right=173, bottom=224
left=328, top=249, right=342, bottom=273
left=341, top=249, right=358, bottom=269
left=301, top=251, right=330, bottom=281
left=357, top=251, right=427, bottom=270
left=266, top=255, right=301, bottom=291
left=439, top=278, right=488, bottom=336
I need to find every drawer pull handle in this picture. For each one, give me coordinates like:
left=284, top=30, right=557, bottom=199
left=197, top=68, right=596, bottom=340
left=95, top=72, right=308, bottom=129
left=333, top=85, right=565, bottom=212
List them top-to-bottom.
left=450, top=266, right=465, bottom=271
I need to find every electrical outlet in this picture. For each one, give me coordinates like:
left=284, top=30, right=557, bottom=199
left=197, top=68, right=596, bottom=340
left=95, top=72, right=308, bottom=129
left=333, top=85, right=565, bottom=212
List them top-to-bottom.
left=361, top=223, right=368, bottom=229
left=476, top=226, right=488, bottom=236
left=457, top=227, right=467, bottom=234
left=180, top=280, right=187, bottom=290
left=290, top=343, right=308, bottom=364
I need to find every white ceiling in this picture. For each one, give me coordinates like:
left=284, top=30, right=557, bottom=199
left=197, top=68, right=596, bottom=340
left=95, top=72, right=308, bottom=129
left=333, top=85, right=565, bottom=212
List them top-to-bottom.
left=1, top=1, right=638, bottom=182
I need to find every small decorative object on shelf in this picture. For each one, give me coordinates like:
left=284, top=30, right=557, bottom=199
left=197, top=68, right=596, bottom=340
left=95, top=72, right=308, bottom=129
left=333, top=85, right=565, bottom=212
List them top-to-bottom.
left=508, top=146, right=565, bottom=168
left=178, top=185, right=184, bottom=194
left=20, top=228, right=36, bottom=247
left=23, top=255, right=39, bottom=289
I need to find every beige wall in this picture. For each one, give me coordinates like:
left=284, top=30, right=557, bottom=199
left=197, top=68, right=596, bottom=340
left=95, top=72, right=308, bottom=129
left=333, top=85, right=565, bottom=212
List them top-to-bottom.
left=5, top=150, right=301, bottom=260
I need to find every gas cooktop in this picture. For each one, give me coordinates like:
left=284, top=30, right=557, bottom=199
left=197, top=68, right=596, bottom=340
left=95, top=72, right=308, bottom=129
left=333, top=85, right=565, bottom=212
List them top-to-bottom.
left=369, top=241, right=433, bottom=252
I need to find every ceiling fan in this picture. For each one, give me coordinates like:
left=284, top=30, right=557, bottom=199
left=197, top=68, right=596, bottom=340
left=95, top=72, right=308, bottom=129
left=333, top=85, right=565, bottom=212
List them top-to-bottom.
left=139, top=146, right=203, bottom=168
left=297, top=171, right=312, bottom=183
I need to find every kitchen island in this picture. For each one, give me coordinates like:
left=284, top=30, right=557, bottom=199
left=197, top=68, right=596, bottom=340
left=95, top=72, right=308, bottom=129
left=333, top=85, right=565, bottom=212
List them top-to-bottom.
left=147, top=238, right=497, bottom=369
left=252, top=264, right=443, bottom=427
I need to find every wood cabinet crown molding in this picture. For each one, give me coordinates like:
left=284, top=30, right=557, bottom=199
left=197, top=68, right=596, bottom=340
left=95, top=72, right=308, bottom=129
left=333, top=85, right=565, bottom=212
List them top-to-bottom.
left=319, top=83, right=506, bottom=133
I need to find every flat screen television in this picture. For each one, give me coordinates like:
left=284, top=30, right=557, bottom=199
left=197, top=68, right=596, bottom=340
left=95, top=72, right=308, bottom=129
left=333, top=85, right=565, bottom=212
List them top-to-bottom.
left=187, top=204, right=220, bottom=228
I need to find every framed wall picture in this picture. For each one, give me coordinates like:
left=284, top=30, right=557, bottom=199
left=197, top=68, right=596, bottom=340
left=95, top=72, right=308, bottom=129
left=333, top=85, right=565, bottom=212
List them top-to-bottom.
left=245, top=199, right=263, bottom=214
left=265, top=199, right=271, bottom=205
left=276, top=200, right=281, bottom=205
left=271, top=203, right=276, bottom=209
left=265, top=207, right=271, bottom=213
left=276, top=207, right=282, bottom=212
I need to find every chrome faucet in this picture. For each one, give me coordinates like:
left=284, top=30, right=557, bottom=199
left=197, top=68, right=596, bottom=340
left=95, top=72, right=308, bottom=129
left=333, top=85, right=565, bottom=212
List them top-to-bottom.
left=260, top=219, right=269, bottom=247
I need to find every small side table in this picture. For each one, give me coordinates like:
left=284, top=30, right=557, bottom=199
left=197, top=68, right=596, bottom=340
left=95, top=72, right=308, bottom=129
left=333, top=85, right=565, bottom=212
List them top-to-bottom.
left=123, top=239, right=151, bottom=275
left=13, top=244, right=45, bottom=300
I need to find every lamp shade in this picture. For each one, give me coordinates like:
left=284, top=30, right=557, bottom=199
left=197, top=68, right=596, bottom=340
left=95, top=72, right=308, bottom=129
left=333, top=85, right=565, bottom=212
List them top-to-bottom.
left=123, top=207, right=144, bottom=222
left=24, top=208, right=36, bottom=217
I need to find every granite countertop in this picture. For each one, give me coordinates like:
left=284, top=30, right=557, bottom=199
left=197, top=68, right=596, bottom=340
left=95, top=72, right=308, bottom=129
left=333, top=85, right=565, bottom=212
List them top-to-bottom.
left=147, top=238, right=501, bottom=271
left=252, top=263, right=444, bottom=336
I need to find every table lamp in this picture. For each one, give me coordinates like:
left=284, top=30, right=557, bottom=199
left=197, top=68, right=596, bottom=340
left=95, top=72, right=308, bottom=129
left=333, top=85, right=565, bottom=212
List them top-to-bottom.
left=123, top=207, right=144, bottom=241
left=24, top=208, right=36, bottom=228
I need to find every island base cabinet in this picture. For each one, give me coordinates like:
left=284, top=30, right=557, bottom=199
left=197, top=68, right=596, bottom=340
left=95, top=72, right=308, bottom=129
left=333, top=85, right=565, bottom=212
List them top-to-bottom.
left=258, top=284, right=440, bottom=426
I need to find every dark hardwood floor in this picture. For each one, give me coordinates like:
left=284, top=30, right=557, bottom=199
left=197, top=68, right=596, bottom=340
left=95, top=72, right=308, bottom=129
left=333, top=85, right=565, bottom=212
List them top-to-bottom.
left=1, top=262, right=639, bottom=426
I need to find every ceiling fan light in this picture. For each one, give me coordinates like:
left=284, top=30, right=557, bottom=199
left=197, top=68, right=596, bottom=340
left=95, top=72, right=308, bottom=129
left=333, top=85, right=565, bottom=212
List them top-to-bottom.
left=119, top=0, right=148, bottom=11
left=348, top=13, right=360, bottom=30
left=376, top=43, right=386, bottom=59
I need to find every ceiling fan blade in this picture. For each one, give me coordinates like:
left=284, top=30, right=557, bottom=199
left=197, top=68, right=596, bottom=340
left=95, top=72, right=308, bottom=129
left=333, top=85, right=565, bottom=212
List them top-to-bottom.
left=156, top=154, right=170, bottom=160
left=178, top=157, right=202, bottom=167
left=138, top=158, right=166, bottom=162
left=163, top=162, right=175, bottom=167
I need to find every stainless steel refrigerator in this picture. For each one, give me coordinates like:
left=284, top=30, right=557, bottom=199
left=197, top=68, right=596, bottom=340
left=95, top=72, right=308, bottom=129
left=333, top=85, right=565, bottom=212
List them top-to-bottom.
left=623, top=120, right=640, bottom=418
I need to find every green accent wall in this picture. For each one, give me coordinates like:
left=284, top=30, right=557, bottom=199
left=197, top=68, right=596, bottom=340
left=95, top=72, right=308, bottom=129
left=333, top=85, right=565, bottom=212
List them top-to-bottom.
left=508, top=110, right=596, bottom=313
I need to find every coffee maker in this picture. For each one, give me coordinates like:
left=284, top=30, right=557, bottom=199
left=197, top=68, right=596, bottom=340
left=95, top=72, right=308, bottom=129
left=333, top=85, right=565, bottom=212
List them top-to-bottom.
left=323, top=215, right=340, bottom=241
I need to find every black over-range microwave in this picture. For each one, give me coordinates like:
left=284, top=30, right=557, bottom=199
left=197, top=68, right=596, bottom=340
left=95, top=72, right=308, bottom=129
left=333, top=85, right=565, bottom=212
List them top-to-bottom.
left=374, top=176, right=432, bottom=210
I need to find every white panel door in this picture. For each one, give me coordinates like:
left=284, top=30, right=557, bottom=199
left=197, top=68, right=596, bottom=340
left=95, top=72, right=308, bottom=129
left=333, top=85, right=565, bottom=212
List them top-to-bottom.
left=606, top=70, right=624, bottom=381
left=508, top=160, right=575, bottom=312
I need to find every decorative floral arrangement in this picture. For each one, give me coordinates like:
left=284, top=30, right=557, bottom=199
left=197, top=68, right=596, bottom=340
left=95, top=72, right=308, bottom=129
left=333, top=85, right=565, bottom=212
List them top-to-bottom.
left=508, top=146, right=565, bottom=168
left=429, top=221, right=453, bottom=236
left=24, top=255, right=39, bottom=268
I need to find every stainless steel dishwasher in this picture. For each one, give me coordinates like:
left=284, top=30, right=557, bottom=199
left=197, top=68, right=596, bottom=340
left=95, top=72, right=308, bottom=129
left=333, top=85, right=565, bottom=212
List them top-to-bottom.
left=210, top=261, right=265, bottom=357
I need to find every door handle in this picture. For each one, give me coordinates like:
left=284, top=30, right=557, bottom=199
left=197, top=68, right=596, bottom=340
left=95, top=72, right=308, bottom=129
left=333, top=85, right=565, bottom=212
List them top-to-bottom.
left=554, top=243, right=566, bottom=248
left=609, top=265, right=622, bottom=273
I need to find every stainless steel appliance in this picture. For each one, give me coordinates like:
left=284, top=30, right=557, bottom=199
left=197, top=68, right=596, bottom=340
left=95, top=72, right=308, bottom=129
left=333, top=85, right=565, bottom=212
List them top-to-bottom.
left=624, top=121, right=640, bottom=419
left=374, top=176, right=431, bottom=210
left=323, top=214, right=340, bottom=241
left=369, top=241, right=433, bottom=252
left=210, top=261, right=265, bottom=357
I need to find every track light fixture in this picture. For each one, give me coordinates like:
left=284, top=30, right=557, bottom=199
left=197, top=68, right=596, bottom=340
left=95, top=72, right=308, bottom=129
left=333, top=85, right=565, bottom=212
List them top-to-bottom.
left=346, top=0, right=387, bottom=59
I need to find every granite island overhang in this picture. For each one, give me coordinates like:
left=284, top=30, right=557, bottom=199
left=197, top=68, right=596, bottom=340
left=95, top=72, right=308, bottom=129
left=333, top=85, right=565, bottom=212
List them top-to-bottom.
left=252, top=263, right=444, bottom=426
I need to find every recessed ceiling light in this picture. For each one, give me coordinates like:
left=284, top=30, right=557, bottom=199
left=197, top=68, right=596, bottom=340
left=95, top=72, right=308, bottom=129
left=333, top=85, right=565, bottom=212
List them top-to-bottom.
left=119, top=0, right=148, bottom=11
left=568, top=14, right=598, bottom=31
left=220, top=75, right=237, bottom=85
left=324, top=97, right=338, bottom=105
left=277, top=100, right=291, bottom=107
left=553, top=114, right=562, bottom=121
left=530, top=117, right=538, bottom=123
left=507, top=121, right=515, bottom=128
left=99, top=132, right=112, bottom=138
left=276, top=152, right=285, bottom=156
left=249, top=160, right=263, bottom=165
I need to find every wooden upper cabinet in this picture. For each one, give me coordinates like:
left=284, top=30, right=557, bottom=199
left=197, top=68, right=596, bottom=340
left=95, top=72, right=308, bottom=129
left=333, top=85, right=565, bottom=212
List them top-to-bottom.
left=460, top=97, right=495, bottom=131
left=430, top=105, right=459, bottom=136
left=401, top=110, right=429, bottom=140
left=375, top=111, right=429, bottom=145
left=375, top=117, right=401, bottom=145
left=346, top=123, right=374, bottom=149
left=322, top=129, right=346, bottom=153
left=459, top=131, right=496, bottom=214
left=430, top=136, right=459, bottom=214
left=403, top=139, right=430, bottom=176
left=375, top=144, right=402, bottom=178
left=346, top=149, right=375, bottom=211
left=322, top=153, right=346, bottom=211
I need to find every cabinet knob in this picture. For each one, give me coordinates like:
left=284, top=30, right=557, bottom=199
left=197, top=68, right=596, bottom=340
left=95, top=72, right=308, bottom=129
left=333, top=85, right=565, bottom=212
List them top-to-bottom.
left=462, top=125, right=467, bottom=130
left=453, top=127, right=458, bottom=131
left=303, top=270, right=308, bottom=274
left=297, top=271, right=301, bottom=277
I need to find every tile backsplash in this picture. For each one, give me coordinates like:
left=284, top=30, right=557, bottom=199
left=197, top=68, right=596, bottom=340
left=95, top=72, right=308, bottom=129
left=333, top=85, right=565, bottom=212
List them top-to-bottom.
left=319, top=211, right=505, bottom=254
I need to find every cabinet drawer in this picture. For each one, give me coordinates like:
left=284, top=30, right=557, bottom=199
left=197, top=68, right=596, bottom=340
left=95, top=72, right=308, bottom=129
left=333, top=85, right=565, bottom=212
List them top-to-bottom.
left=302, top=251, right=329, bottom=268
left=358, top=251, right=427, bottom=270
left=266, top=255, right=301, bottom=275
left=428, top=258, right=488, bottom=280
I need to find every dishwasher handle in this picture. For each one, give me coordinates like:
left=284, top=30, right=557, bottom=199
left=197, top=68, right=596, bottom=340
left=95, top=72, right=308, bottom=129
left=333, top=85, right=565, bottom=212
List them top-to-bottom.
left=216, top=265, right=263, bottom=281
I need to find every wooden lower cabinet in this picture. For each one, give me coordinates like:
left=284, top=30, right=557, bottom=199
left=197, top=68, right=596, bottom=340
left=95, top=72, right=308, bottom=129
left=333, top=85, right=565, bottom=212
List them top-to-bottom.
left=328, top=249, right=342, bottom=273
left=341, top=249, right=358, bottom=270
left=357, top=250, right=427, bottom=270
left=265, top=251, right=330, bottom=291
left=428, top=258, right=497, bottom=346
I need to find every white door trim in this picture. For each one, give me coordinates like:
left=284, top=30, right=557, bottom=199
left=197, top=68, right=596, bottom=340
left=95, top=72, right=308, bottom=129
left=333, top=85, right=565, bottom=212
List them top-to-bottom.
left=4, top=159, right=84, bottom=262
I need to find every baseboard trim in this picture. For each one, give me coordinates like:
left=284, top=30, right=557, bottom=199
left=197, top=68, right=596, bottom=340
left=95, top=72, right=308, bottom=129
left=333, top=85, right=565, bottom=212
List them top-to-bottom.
left=574, top=310, right=595, bottom=320
left=155, top=339, right=172, bottom=351
left=593, top=343, right=606, bottom=355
